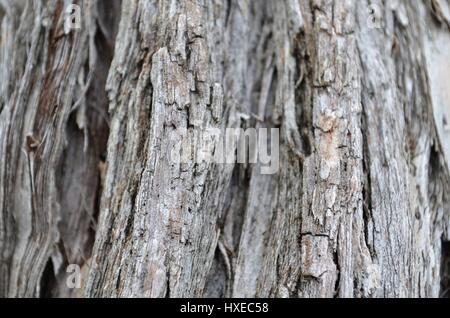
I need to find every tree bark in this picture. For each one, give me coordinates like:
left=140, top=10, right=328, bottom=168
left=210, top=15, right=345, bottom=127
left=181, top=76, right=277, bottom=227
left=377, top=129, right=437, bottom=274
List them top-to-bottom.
left=0, top=0, right=449, bottom=298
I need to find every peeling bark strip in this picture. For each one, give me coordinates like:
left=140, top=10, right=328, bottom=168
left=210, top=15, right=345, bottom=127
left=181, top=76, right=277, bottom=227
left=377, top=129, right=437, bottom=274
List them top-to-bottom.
left=0, top=0, right=450, bottom=298
left=0, top=0, right=120, bottom=297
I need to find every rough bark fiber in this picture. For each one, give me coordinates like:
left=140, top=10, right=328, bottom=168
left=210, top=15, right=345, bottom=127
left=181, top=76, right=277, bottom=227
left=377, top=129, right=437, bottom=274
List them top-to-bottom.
left=0, top=0, right=449, bottom=298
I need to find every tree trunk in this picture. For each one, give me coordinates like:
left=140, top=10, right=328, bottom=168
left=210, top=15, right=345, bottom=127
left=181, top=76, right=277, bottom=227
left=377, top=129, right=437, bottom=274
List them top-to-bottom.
left=1, top=0, right=449, bottom=298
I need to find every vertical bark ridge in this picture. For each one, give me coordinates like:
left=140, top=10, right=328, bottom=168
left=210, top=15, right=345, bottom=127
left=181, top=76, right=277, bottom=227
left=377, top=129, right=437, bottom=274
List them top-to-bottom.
left=86, top=0, right=242, bottom=297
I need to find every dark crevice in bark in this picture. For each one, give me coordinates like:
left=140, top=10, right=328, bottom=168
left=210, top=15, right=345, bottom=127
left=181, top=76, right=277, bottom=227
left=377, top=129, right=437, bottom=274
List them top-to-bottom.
left=224, top=0, right=233, bottom=28
left=355, top=15, right=375, bottom=262
left=293, top=30, right=314, bottom=159
left=361, top=98, right=375, bottom=259
left=428, top=145, right=441, bottom=199
left=204, top=165, right=249, bottom=297
left=222, top=166, right=250, bottom=249
left=440, top=240, right=450, bottom=297
left=333, top=245, right=341, bottom=298
left=203, top=249, right=228, bottom=298
left=39, top=259, right=56, bottom=298
left=165, top=267, right=171, bottom=298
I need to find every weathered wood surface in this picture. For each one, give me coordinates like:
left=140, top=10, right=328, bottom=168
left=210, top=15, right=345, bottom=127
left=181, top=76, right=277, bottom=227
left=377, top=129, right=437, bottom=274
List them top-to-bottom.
left=0, top=0, right=449, bottom=298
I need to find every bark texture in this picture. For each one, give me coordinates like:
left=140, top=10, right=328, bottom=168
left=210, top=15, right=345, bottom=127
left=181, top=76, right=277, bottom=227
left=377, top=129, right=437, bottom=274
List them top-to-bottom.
left=0, top=0, right=450, bottom=298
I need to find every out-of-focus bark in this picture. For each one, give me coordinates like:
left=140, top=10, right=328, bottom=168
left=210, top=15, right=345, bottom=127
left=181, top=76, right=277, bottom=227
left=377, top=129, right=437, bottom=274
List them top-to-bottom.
left=0, top=0, right=120, bottom=297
